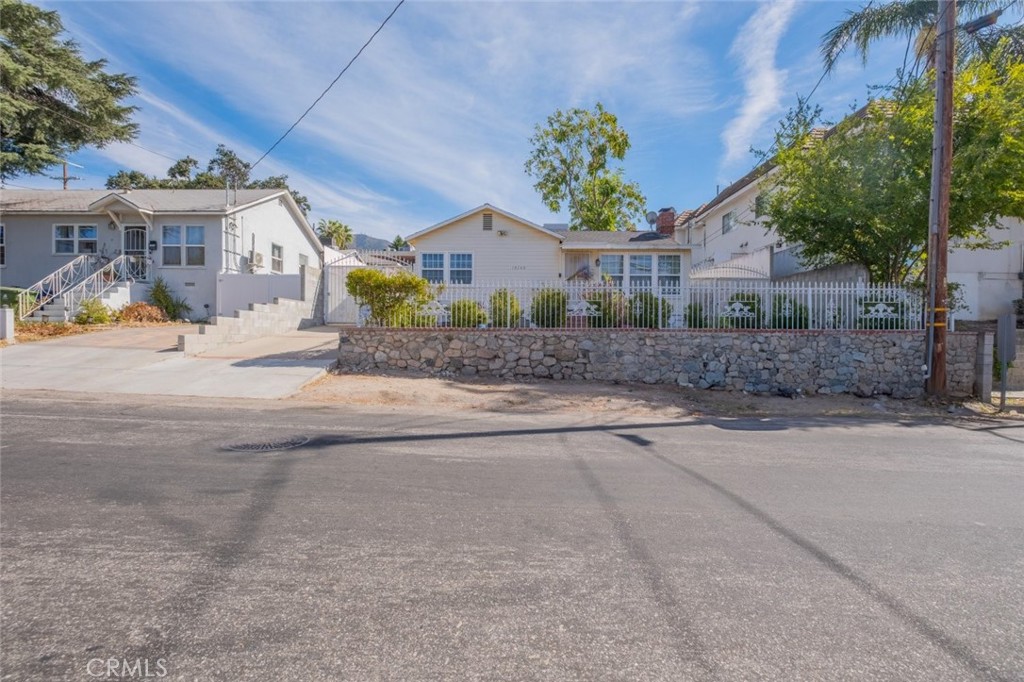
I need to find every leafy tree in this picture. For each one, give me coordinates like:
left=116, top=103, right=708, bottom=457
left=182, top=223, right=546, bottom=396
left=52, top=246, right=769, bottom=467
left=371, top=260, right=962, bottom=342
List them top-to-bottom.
left=0, top=0, right=138, bottom=179
left=821, top=0, right=1023, bottom=73
left=761, top=50, right=1024, bottom=283
left=525, top=102, right=646, bottom=231
left=104, top=145, right=311, bottom=214
left=316, top=219, right=353, bottom=248
left=389, top=235, right=409, bottom=251
left=345, top=268, right=435, bottom=327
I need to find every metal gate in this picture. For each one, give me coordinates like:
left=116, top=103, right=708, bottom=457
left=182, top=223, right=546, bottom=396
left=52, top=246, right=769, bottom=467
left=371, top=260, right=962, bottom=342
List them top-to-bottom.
left=324, top=251, right=413, bottom=324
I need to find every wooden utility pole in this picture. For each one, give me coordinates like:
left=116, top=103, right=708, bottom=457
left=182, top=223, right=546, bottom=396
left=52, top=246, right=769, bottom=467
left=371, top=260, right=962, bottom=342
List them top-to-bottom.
left=926, top=0, right=955, bottom=395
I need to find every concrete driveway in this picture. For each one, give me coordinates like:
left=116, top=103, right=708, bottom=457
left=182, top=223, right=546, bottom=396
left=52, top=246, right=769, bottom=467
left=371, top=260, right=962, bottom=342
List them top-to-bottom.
left=0, top=325, right=339, bottom=399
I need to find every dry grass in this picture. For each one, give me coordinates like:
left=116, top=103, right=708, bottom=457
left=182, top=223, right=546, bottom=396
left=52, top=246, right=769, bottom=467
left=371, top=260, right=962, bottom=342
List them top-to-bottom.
left=6, top=320, right=188, bottom=345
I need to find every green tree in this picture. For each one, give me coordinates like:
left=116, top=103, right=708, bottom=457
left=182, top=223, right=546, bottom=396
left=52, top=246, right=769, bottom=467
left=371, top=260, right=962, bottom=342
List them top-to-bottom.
left=0, top=0, right=138, bottom=179
left=821, top=0, right=1023, bottom=73
left=761, top=50, right=1024, bottom=283
left=524, top=102, right=646, bottom=231
left=104, top=145, right=311, bottom=214
left=316, top=219, right=353, bottom=248
left=388, top=235, right=408, bottom=251
left=345, top=268, right=435, bottom=327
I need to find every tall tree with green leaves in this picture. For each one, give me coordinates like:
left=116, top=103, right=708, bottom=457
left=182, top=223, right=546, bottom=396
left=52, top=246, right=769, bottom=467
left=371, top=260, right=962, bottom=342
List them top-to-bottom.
left=0, top=0, right=138, bottom=179
left=821, top=0, right=1023, bottom=73
left=761, top=49, right=1024, bottom=283
left=524, top=102, right=646, bottom=232
left=105, top=145, right=311, bottom=214
left=316, top=219, right=353, bottom=248
left=389, top=235, right=409, bottom=251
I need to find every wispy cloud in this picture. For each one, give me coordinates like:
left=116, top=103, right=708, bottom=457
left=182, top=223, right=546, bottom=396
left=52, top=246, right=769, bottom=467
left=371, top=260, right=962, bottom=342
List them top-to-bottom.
left=720, top=0, right=799, bottom=171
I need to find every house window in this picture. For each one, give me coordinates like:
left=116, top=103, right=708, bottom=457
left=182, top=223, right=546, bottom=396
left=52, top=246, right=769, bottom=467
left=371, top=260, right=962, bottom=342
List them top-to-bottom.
left=754, top=194, right=766, bottom=218
left=722, top=211, right=736, bottom=234
left=482, top=213, right=493, bottom=231
left=54, top=224, right=97, bottom=254
left=0, top=225, right=4, bottom=266
left=163, top=225, right=205, bottom=266
left=271, top=244, right=284, bottom=273
left=422, top=253, right=444, bottom=283
left=449, top=253, right=473, bottom=284
left=601, top=254, right=624, bottom=287
left=629, top=255, right=653, bottom=290
left=658, top=255, right=681, bottom=293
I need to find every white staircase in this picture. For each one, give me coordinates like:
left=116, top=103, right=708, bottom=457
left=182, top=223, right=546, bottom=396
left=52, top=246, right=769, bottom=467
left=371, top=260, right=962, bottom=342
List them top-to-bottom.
left=23, top=256, right=137, bottom=322
left=25, top=283, right=132, bottom=322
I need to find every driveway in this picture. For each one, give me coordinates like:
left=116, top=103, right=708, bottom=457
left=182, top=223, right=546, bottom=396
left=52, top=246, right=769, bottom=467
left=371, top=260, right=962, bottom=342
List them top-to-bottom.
left=0, top=325, right=339, bottom=399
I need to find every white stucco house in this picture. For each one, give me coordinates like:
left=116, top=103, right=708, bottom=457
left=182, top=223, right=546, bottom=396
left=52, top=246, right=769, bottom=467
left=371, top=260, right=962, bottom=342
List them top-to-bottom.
left=675, top=165, right=1024, bottom=321
left=0, top=188, right=322, bottom=320
left=405, top=204, right=693, bottom=291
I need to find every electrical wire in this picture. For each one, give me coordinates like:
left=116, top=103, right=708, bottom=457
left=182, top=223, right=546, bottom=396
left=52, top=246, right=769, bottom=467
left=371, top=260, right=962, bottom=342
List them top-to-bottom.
left=249, top=0, right=405, bottom=171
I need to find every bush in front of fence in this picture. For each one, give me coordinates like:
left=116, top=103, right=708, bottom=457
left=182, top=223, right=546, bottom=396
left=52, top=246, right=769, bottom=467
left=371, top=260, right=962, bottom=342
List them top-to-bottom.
left=347, top=268, right=436, bottom=327
left=531, top=288, right=567, bottom=328
left=585, top=288, right=629, bottom=328
left=489, top=289, right=522, bottom=328
left=630, top=291, right=673, bottom=329
left=719, top=292, right=764, bottom=329
left=769, top=294, right=809, bottom=330
left=449, top=299, right=488, bottom=328
left=685, top=302, right=708, bottom=329
left=392, top=303, right=437, bottom=328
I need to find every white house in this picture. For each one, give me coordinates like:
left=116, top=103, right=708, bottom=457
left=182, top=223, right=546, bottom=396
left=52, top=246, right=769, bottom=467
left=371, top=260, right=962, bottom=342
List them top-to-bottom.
left=677, top=165, right=1024, bottom=320
left=0, top=188, right=322, bottom=319
left=405, top=204, right=693, bottom=291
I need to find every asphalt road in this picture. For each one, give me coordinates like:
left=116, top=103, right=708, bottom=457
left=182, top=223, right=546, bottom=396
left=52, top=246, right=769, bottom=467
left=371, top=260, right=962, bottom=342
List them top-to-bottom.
left=2, top=393, right=1022, bottom=681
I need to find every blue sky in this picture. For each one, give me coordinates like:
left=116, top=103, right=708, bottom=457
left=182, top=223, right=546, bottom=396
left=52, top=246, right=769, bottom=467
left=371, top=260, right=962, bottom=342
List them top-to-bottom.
left=19, top=1, right=911, bottom=239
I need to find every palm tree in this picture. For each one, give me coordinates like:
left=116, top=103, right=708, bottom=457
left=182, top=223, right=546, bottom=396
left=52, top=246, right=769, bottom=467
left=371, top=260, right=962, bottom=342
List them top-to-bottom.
left=821, top=0, right=1022, bottom=74
left=316, top=219, right=353, bottom=249
left=389, top=235, right=408, bottom=251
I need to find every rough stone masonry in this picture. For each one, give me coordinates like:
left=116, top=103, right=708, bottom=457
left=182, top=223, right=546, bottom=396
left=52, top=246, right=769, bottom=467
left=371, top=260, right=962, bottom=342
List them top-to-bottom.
left=337, top=329, right=986, bottom=398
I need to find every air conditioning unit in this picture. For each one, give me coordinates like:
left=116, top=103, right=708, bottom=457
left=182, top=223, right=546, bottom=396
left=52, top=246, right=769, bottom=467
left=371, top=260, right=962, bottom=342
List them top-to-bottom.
left=249, top=251, right=265, bottom=272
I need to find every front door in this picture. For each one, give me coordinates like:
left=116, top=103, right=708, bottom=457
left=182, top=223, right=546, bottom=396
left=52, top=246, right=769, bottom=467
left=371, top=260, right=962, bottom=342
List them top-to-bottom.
left=123, top=226, right=148, bottom=281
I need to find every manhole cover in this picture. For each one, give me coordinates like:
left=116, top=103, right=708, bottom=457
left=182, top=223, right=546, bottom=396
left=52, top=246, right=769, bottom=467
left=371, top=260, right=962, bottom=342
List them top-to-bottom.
left=223, top=436, right=311, bottom=453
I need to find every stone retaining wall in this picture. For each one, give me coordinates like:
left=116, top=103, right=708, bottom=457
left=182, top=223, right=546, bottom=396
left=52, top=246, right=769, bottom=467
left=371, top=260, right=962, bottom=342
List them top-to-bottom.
left=338, top=329, right=988, bottom=399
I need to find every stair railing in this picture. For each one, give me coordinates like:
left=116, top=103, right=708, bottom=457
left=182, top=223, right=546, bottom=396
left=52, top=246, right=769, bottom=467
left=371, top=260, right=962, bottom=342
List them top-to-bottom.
left=17, top=254, right=98, bottom=319
left=61, top=255, right=135, bottom=317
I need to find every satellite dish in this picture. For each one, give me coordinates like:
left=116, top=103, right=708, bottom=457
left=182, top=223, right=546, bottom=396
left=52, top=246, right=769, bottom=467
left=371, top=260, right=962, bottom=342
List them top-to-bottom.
left=645, top=211, right=658, bottom=227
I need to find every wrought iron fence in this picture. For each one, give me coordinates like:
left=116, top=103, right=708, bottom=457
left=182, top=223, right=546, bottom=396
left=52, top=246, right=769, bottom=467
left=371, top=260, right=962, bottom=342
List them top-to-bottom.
left=17, top=254, right=97, bottom=319
left=355, top=279, right=925, bottom=331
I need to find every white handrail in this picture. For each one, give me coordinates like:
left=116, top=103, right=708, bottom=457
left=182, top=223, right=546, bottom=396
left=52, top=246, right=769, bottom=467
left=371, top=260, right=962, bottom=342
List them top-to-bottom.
left=17, top=255, right=97, bottom=319
left=61, top=255, right=137, bottom=315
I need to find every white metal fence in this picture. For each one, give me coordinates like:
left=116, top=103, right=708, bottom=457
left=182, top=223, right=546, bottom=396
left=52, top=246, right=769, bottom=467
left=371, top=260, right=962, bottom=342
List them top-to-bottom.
left=350, top=279, right=926, bottom=331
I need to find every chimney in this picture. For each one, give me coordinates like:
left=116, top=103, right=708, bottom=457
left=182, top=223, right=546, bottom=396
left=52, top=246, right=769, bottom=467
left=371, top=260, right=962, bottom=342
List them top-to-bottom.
left=656, top=207, right=676, bottom=236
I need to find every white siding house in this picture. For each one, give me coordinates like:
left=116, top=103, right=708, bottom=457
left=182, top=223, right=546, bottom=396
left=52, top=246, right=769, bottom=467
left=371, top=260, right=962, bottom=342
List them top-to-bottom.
left=1, top=188, right=321, bottom=319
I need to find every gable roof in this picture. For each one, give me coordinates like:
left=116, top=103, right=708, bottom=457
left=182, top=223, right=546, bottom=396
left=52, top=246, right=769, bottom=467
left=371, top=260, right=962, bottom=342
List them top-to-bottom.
left=0, top=188, right=286, bottom=214
left=406, top=203, right=564, bottom=242
left=551, top=228, right=689, bottom=251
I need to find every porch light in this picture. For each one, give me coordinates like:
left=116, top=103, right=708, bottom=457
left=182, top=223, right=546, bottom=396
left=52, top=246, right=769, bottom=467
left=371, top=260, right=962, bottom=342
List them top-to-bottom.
left=107, top=221, right=118, bottom=231
left=594, top=258, right=601, bottom=266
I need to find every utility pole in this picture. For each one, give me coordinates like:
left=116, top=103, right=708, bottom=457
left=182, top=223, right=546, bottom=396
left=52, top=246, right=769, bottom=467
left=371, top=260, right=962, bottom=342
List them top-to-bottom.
left=926, top=0, right=955, bottom=396
left=50, top=161, right=83, bottom=190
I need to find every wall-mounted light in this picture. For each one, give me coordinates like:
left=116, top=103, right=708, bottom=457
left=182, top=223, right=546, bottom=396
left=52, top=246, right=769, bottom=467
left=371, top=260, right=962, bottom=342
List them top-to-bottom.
left=107, top=221, right=118, bottom=231
left=497, top=230, right=508, bottom=236
left=594, top=258, right=601, bottom=267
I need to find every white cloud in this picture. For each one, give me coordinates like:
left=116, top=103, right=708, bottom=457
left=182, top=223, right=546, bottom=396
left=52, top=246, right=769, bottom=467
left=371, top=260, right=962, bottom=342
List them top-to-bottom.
left=720, top=0, right=798, bottom=170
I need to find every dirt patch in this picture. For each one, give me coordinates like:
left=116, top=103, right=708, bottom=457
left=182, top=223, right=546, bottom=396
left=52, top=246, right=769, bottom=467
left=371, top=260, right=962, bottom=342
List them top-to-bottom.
left=4, top=320, right=189, bottom=346
left=295, top=369, right=1023, bottom=420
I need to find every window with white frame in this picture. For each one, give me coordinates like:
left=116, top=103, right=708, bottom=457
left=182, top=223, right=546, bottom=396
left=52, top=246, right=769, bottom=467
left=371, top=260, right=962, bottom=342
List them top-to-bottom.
left=722, top=211, right=736, bottom=234
left=54, top=224, right=97, bottom=254
left=0, top=225, right=5, bottom=266
left=162, top=225, right=205, bottom=266
left=271, top=244, right=284, bottom=273
left=421, top=253, right=444, bottom=283
left=449, top=253, right=473, bottom=284
left=601, top=255, right=624, bottom=286
left=629, top=255, right=653, bottom=290
left=658, top=255, right=681, bottom=293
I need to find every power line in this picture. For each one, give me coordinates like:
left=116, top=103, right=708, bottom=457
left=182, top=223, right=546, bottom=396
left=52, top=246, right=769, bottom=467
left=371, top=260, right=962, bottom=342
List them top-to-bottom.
left=250, top=0, right=405, bottom=171
left=5, top=91, right=181, bottom=163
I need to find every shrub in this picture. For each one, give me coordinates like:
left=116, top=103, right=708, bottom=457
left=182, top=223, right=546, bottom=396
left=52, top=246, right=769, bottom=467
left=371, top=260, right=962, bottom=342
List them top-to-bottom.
left=346, top=268, right=436, bottom=327
left=148, top=278, right=192, bottom=321
left=530, top=288, right=567, bottom=328
left=585, top=288, right=629, bottom=328
left=489, top=289, right=522, bottom=328
left=630, top=291, right=673, bottom=328
left=719, top=292, right=763, bottom=329
left=769, top=294, right=809, bottom=329
left=74, top=298, right=112, bottom=325
left=448, top=299, right=487, bottom=328
left=119, top=301, right=170, bottom=323
left=684, top=302, right=708, bottom=329
left=392, top=303, right=437, bottom=328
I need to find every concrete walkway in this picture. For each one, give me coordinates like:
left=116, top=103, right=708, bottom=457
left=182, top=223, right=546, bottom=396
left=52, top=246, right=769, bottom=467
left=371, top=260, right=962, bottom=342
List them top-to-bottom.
left=0, top=325, right=339, bottom=399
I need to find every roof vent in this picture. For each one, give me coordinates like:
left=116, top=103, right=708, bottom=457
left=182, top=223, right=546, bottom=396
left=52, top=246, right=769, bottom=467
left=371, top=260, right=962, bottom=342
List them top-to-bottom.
left=483, top=213, right=493, bottom=230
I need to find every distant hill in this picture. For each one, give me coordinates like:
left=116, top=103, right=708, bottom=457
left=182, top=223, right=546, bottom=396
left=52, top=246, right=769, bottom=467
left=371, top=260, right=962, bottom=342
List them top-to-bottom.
left=354, top=234, right=391, bottom=250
